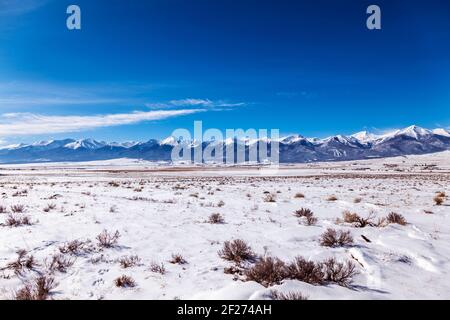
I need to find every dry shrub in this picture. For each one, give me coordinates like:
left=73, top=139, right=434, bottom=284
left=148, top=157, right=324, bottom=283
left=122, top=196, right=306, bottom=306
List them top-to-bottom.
left=108, top=181, right=120, bottom=187
left=436, top=191, right=446, bottom=198
left=263, top=193, right=276, bottom=203
left=294, top=193, right=305, bottom=199
left=327, top=195, right=338, bottom=201
left=434, top=196, right=444, bottom=205
left=353, top=197, right=362, bottom=203
left=43, top=203, right=57, bottom=213
left=10, top=204, right=25, bottom=213
left=0, top=205, right=7, bottom=213
left=293, top=208, right=317, bottom=226
left=342, top=211, right=375, bottom=228
left=386, top=212, right=407, bottom=226
left=208, top=213, right=225, bottom=224
left=5, top=214, right=32, bottom=227
left=320, top=228, right=353, bottom=247
left=96, top=230, right=120, bottom=248
left=218, top=239, right=256, bottom=264
left=59, top=240, right=89, bottom=255
left=4, top=250, right=38, bottom=275
left=47, top=254, right=74, bottom=273
left=170, top=254, right=187, bottom=265
left=119, top=255, right=141, bottom=268
left=245, top=256, right=288, bottom=287
left=286, top=257, right=324, bottom=285
left=322, top=258, right=357, bottom=287
left=149, top=262, right=166, bottom=274
left=15, top=275, right=57, bottom=300
left=114, top=275, right=136, bottom=288
left=269, top=290, right=308, bottom=300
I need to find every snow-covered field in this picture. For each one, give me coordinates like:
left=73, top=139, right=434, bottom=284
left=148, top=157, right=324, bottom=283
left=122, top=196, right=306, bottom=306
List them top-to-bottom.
left=0, top=152, right=449, bottom=300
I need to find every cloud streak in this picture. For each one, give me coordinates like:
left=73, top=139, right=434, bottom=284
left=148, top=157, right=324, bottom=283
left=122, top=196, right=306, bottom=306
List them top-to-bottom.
left=146, top=99, right=246, bottom=109
left=0, top=109, right=204, bottom=137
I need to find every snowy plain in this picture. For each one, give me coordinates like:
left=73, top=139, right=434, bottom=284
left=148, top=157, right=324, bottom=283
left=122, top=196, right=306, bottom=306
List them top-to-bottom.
left=0, top=152, right=449, bottom=300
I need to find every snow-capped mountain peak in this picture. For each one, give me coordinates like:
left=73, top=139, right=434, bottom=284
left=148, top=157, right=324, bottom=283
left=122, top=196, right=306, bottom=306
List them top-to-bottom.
left=433, top=128, right=450, bottom=137
left=351, top=131, right=378, bottom=143
left=64, top=139, right=106, bottom=150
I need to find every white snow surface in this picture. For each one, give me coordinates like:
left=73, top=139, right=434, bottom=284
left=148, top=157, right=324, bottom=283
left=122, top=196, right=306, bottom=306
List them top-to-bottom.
left=0, top=152, right=449, bottom=300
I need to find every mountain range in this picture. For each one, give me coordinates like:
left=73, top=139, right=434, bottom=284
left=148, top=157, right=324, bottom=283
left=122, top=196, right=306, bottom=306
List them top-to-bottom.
left=0, top=125, right=449, bottom=164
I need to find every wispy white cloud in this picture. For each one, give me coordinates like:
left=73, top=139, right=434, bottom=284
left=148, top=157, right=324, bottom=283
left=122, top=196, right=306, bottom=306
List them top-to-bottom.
left=0, top=0, right=49, bottom=16
left=146, top=99, right=246, bottom=109
left=0, top=109, right=204, bottom=137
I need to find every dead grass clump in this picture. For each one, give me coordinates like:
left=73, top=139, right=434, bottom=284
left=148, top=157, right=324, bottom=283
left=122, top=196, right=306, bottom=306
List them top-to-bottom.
left=108, top=181, right=120, bottom=187
left=294, top=193, right=305, bottom=199
left=327, top=195, right=338, bottom=201
left=434, top=195, right=444, bottom=205
left=43, top=203, right=57, bottom=213
left=10, top=204, right=25, bottom=213
left=0, top=205, right=7, bottom=213
left=293, top=208, right=317, bottom=226
left=342, top=211, right=375, bottom=228
left=386, top=212, right=407, bottom=226
left=208, top=213, right=225, bottom=224
left=5, top=214, right=32, bottom=227
left=320, top=228, right=353, bottom=247
left=96, top=230, right=120, bottom=248
left=218, top=239, right=256, bottom=264
left=59, top=240, right=88, bottom=255
left=4, top=250, right=38, bottom=275
left=47, top=254, right=74, bottom=273
left=169, top=254, right=188, bottom=265
left=119, top=255, right=141, bottom=268
left=245, top=256, right=288, bottom=287
left=286, top=257, right=324, bottom=285
left=322, top=258, right=357, bottom=287
left=149, top=262, right=166, bottom=275
left=15, top=275, right=57, bottom=300
left=114, top=275, right=136, bottom=288
left=269, top=290, right=308, bottom=300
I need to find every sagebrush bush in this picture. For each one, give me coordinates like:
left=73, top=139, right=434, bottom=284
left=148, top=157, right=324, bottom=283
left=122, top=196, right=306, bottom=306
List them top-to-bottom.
left=294, top=193, right=305, bottom=199
left=327, top=196, right=338, bottom=201
left=10, top=204, right=25, bottom=213
left=294, top=208, right=318, bottom=226
left=342, top=211, right=375, bottom=228
left=386, top=212, right=407, bottom=226
left=208, top=213, right=225, bottom=224
left=5, top=214, right=32, bottom=227
left=320, top=228, right=353, bottom=247
left=96, top=230, right=120, bottom=248
left=218, top=239, right=256, bottom=264
left=59, top=240, right=89, bottom=255
left=5, top=250, right=38, bottom=275
left=47, top=254, right=74, bottom=273
left=170, top=254, right=187, bottom=265
left=119, top=255, right=141, bottom=268
left=245, top=256, right=287, bottom=287
left=286, top=257, right=324, bottom=285
left=322, top=258, right=357, bottom=287
left=149, top=262, right=166, bottom=274
left=15, top=275, right=57, bottom=300
left=114, top=275, right=136, bottom=288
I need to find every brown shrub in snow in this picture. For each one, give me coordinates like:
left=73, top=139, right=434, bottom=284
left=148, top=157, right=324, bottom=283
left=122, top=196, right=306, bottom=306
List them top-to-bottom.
left=294, top=193, right=305, bottom=199
left=434, top=196, right=444, bottom=205
left=10, top=204, right=25, bottom=213
left=293, top=208, right=317, bottom=226
left=343, top=211, right=375, bottom=228
left=386, top=212, right=407, bottom=226
left=208, top=213, right=225, bottom=224
left=5, top=214, right=32, bottom=227
left=320, top=228, right=354, bottom=247
left=96, top=230, right=120, bottom=248
left=218, top=239, right=256, bottom=264
left=59, top=240, right=89, bottom=255
left=4, top=250, right=38, bottom=275
left=47, top=254, right=74, bottom=273
left=169, top=254, right=188, bottom=265
left=119, top=255, right=141, bottom=268
left=245, top=256, right=288, bottom=287
left=286, top=257, right=324, bottom=285
left=322, top=258, right=357, bottom=287
left=149, top=262, right=166, bottom=275
left=15, top=275, right=57, bottom=300
left=114, top=275, right=136, bottom=288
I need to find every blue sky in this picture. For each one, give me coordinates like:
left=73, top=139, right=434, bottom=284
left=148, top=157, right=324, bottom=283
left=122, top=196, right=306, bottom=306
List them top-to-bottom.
left=0, top=0, right=449, bottom=144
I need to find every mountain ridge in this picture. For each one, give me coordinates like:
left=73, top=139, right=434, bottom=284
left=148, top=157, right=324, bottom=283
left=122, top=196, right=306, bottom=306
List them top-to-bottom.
left=0, top=125, right=449, bottom=164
